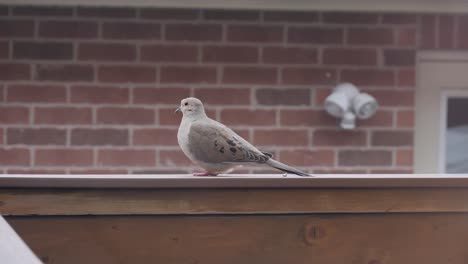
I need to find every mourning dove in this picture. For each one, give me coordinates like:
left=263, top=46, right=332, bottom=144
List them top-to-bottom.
left=176, top=97, right=311, bottom=176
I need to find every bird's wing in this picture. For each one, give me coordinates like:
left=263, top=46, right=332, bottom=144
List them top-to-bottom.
left=187, top=119, right=269, bottom=164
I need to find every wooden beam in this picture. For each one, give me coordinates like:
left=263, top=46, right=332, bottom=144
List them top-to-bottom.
left=3, top=187, right=468, bottom=215
left=8, top=214, right=468, bottom=264
left=0, top=216, right=42, bottom=264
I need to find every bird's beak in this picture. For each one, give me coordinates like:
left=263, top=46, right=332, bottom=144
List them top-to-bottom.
left=175, top=106, right=181, bottom=113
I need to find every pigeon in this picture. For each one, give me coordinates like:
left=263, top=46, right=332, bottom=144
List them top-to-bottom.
left=176, top=97, right=311, bottom=177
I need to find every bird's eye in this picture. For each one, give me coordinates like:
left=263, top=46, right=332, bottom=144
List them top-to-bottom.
left=184, top=102, right=188, bottom=106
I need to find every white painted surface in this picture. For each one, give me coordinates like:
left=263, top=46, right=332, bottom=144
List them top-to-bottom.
left=2, top=0, right=468, bottom=13
left=416, top=52, right=468, bottom=173
left=1, top=174, right=468, bottom=188
left=0, top=216, right=42, bottom=264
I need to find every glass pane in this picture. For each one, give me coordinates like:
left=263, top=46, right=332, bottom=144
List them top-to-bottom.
left=445, top=97, right=468, bottom=173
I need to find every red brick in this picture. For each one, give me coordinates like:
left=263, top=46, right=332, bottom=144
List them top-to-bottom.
left=0, top=6, right=7, bottom=15
left=12, top=6, right=73, bottom=16
left=77, top=7, right=136, bottom=18
left=140, top=8, right=199, bottom=20
left=203, top=9, right=259, bottom=21
left=264, top=11, right=318, bottom=22
left=322, top=12, right=379, bottom=24
left=381, top=14, right=418, bottom=24
left=420, top=15, right=436, bottom=49
left=439, top=15, right=455, bottom=49
left=458, top=15, right=468, bottom=49
left=0, top=19, right=34, bottom=37
left=39, top=21, right=98, bottom=38
left=102, top=22, right=161, bottom=39
left=166, top=23, right=222, bottom=41
left=227, top=25, right=283, bottom=43
left=288, top=27, right=343, bottom=44
left=347, top=28, right=394, bottom=45
left=397, top=28, right=417, bottom=46
left=0, top=41, right=9, bottom=59
left=13, top=41, right=73, bottom=60
left=78, top=43, right=136, bottom=61
left=141, top=44, right=198, bottom=62
left=202, top=45, right=258, bottom=63
left=263, top=47, right=318, bottom=64
left=323, top=48, right=377, bottom=66
left=383, top=49, right=416, bottom=66
left=0, top=63, right=30, bottom=80
left=36, top=64, right=94, bottom=82
left=98, top=65, right=156, bottom=83
left=161, top=66, right=217, bottom=84
left=223, top=67, right=276, bottom=85
left=282, top=68, right=336, bottom=85
left=397, top=68, right=415, bottom=87
left=340, top=69, right=395, bottom=86
left=7, top=84, right=66, bottom=102
left=0, top=85, right=3, bottom=102
left=71, top=85, right=129, bottom=104
left=133, top=87, right=189, bottom=105
left=314, top=87, right=332, bottom=106
left=194, top=88, right=251, bottom=105
left=256, top=88, right=310, bottom=106
left=371, top=90, right=414, bottom=106
left=0, top=107, right=29, bottom=124
left=35, top=107, right=92, bottom=124
left=97, top=107, right=155, bottom=125
left=160, top=108, right=184, bottom=126
left=220, top=109, right=276, bottom=126
left=280, top=109, right=336, bottom=127
left=359, top=110, right=394, bottom=127
left=397, top=110, right=414, bottom=127
left=0, top=128, right=3, bottom=144
left=7, top=128, right=66, bottom=145
left=133, top=128, right=178, bottom=145
left=71, top=129, right=129, bottom=146
left=229, top=129, right=250, bottom=141
left=253, top=129, right=308, bottom=146
left=313, top=130, right=366, bottom=146
left=372, top=131, right=413, bottom=146
left=0, top=148, right=30, bottom=166
left=35, top=149, right=93, bottom=166
left=98, top=149, right=156, bottom=166
left=280, top=149, right=335, bottom=166
left=396, top=149, right=413, bottom=166
left=159, top=150, right=192, bottom=166
left=339, top=150, right=392, bottom=166
left=8, top=169, right=66, bottom=174
left=70, top=169, right=129, bottom=174
left=314, top=169, right=367, bottom=174
left=370, top=169, right=413, bottom=174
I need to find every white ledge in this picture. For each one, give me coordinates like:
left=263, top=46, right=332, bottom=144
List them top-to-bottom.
left=3, top=0, right=468, bottom=13
left=1, top=174, right=468, bottom=188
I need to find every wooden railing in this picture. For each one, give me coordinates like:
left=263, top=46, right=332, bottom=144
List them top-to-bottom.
left=2, top=174, right=468, bottom=264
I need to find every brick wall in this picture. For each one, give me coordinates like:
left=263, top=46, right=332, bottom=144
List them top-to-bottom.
left=0, top=5, right=460, bottom=174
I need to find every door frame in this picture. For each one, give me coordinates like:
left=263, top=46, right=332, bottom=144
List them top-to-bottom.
left=415, top=51, right=468, bottom=173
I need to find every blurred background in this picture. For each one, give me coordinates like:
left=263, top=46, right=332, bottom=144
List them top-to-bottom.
left=1, top=4, right=443, bottom=175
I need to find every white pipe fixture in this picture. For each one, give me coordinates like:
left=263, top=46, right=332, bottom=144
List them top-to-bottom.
left=324, top=83, right=378, bottom=129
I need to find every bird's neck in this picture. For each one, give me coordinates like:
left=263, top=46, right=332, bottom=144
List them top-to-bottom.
left=182, top=112, right=207, bottom=123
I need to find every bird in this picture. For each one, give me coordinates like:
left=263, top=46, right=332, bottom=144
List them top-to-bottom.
left=175, top=97, right=311, bottom=177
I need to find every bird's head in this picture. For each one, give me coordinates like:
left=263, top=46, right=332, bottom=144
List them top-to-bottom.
left=175, top=97, right=206, bottom=118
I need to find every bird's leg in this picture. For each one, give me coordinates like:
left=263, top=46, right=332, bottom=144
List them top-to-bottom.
left=193, top=172, right=218, bottom=176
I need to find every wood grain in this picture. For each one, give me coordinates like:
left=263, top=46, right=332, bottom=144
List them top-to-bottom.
left=3, top=188, right=468, bottom=215
left=7, top=214, right=468, bottom=264
left=0, top=216, right=42, bottom=264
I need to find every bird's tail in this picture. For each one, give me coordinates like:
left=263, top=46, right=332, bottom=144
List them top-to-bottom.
left=265, top=158, right=311, bottom=177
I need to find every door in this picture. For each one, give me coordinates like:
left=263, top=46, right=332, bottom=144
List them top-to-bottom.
left=415, top=52, right=468, bottom=173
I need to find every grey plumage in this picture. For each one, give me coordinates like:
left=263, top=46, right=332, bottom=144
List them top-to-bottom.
left=176, top=97, right=311, bottom=177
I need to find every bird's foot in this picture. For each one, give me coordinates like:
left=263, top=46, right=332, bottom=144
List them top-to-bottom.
left=193, top=172, right=218, bottom=177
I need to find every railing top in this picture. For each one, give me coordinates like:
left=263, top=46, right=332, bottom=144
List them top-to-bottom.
left=1, top=174, right=468, bottom=188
